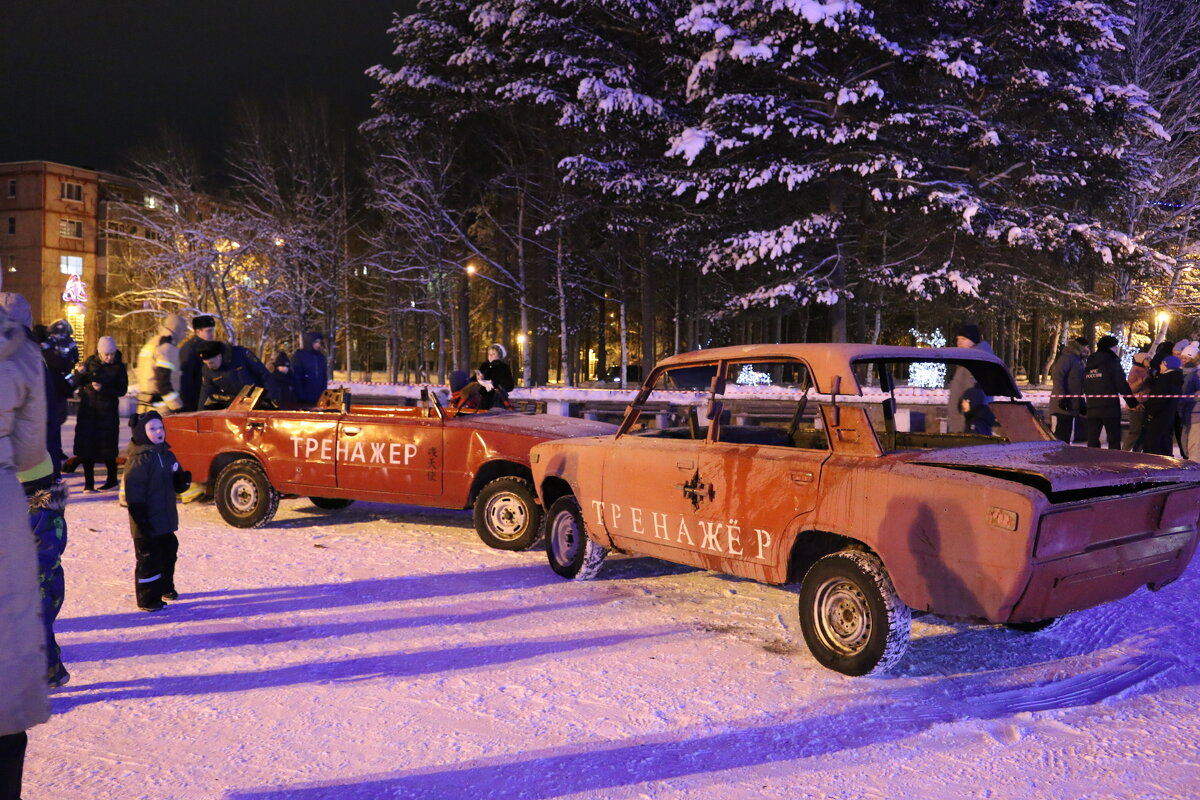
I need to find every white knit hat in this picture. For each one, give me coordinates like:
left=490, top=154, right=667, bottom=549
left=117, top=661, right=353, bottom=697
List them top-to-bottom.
left=97, top=336, right=118, bottom=355
left=1174, top=338, right=1191, bottom=354
left=1182, top=342, right=1200, bottom=362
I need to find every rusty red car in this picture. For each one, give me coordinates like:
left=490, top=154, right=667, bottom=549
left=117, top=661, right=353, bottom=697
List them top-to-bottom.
left=530, top=344, right=1200, bottom=676
left=164, top=387, right=616, bottom=549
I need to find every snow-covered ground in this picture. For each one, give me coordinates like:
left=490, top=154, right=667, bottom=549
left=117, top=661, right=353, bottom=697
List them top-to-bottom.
left=23, top=424, right=1200, bottom=799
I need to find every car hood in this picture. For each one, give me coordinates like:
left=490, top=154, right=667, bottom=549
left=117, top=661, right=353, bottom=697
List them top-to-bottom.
left=447, top=411, right=617, bottom=440
left=906, top=441, right=1200, bottom=493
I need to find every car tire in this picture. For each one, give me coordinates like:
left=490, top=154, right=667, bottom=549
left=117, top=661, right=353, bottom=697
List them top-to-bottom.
left=214, top=460, right=280, bottom=529
left=474, top=476, right=542, bottom=551
left=545, top=495, right=607, bottom=580
left=310, top=497, right=354, bottom=511
left=798, top=549, right=911, bottom=676
left=1004, top=617, right=1062, bottom=633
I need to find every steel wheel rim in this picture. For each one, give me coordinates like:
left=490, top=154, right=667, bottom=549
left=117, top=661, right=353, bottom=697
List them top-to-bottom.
left=228, top=476, right=260, bottom=516
left=484, top=492, right=528, bottom=541
left=550, top=510, right=580, bottom=568
left=812, top=576, right=871, bottom=656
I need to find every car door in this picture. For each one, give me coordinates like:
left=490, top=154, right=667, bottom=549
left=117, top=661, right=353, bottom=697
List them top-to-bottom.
left=698, top=359, right=829, bottom=576
left=599, top=363, right=719, bottom=565
left=336, top=405, right=445, bottom=498
left=253, top=411, right=340, bottom=490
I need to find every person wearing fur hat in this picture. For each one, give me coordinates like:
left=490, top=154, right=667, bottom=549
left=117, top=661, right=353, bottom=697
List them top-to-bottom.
left=0, top=293, right=53, bottom=799
left=134, top=313, right=188, bottom=421
left=178, top=314, right=218, bottom=412
left=946, top=323, right=994, bottom=434
left=1083, top=334, right=1139, bottom=449
left=73, top=337, right=128, bottom=492
left=1050, top=337, right=1089, bottom=444
left=124, top=411, right=191, bottom=611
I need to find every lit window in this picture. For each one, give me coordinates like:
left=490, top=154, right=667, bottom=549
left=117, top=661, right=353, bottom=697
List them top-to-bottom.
left=60, top=182, right=83, bottom=202
left=144, top=195, right=158, bottom=209
left=59, top=218, right=83, bottom=238
left=60, top=255, right=83, bottom=276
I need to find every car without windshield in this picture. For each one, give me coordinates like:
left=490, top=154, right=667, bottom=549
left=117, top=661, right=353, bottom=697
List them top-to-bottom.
left=530, top=344, right=1200, bottom=675
left=164, top=386, right=616, bottom=550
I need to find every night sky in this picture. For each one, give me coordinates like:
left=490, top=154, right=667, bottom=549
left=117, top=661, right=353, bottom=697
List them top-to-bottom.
left=0, top=0, right=417, bottom=173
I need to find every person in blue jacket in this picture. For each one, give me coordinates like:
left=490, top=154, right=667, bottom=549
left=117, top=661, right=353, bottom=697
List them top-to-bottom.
left=291, top=331, right=328, bottom=407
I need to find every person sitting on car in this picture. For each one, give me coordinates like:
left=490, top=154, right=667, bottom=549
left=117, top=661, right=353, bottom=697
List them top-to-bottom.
left=196, top=340, right=272, bottom=411
left=456, top=344, right=515, bottom=411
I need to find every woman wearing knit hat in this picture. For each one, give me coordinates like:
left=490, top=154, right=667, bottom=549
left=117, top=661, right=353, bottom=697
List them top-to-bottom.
left=73, top=337, right=128, bottom=492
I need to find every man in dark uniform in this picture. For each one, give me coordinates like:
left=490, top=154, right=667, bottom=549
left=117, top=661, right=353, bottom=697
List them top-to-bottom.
left=178, top=315, right=218, bottom=412
left=1083, top=334, right=1139, bottom=449
left=197, top=340, right=272, bottom=411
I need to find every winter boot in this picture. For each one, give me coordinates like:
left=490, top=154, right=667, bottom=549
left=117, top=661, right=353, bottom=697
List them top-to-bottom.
left=136, top=575, right=167, bottom=611
left=47, top=662, right=70, bottom=689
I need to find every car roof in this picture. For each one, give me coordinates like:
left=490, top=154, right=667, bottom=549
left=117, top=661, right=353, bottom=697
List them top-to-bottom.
left=652, top=343, right=1020, bottom=397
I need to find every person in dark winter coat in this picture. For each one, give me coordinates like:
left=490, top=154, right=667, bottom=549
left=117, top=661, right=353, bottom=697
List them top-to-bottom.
left=0, top=292, right=71, bottom=689
left=0, top=299, right=52, bottom=800
left=178, top=314, right=217, bottom=412
left=41, top=319, right=78, bottom=466
left=41, top=319, right=79, bottom=415
left=946, top=323, right=994, bottom=433
left=291, top=331, right=329, bottom=406
left=1083, top=335, right=1139, bottom=449
left=73, top=337, right=128, bottom=491
left=1050, top=338, right=1089, bottom=443
left=196, top=340, right=272, bottom=410
left=458, top=344, right=516, bottom=411
left=265, top=351, right=298, bottom=409
left=1144, top=356, right=1184, bottom=457
left=959, top=386, right=996, bottom=435
left=124, top=412, right=190, bottom=611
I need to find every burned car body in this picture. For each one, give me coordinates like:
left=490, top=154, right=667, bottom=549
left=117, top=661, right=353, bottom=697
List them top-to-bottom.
left=530, top=344, right=1200, bottom=675
left=165, top=387, right=616, bottom=549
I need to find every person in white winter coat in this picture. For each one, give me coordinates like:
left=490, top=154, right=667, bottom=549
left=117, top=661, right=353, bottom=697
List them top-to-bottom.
left=0, top=302, right=52, bottom=800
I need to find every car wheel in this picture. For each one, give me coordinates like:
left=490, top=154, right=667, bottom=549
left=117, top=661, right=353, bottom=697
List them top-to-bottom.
left=214, top=460, right=280, bottom=529
left=474, top=476, right=543, bottom=550
left=545, top=495, right=607, bottom=580
left=310, top=497, right=354, bottom=511
left=798, top=550, right=911, bottom=676
left=1004, top=617, right=1062, bottom=633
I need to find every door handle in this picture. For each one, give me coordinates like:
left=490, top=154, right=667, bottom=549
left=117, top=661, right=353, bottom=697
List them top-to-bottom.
left=343, top=426, right=361, bottom=436
left=676, top=459, right=695, bottom=470
left=790, top=471, right=814, bottom=484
